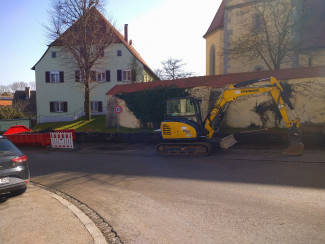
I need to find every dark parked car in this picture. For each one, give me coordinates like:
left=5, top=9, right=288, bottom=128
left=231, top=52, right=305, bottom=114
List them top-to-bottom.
left=0, top=135, right=30, bottom=197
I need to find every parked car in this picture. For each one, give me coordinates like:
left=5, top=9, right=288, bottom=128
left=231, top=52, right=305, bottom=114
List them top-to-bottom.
left=0, top=135, right=30, bottom=197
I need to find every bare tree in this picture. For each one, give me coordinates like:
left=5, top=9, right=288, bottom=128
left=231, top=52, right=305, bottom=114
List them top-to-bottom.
left=46, top=0, right=116, bottom=120
left=224, top=0, right=318, bottom=70
left=128, top=57, right=141, bottom=83
left=157, top=58, right=196, bottom=80
left=154, top=69, right=163, bottom=80
left=292, top=80, right=325, bottom=102
left=1, top=82, right=35, bottom=96
left=9, top=82, right=28, bottom=92
left=0, top=85, right=11, bottom=95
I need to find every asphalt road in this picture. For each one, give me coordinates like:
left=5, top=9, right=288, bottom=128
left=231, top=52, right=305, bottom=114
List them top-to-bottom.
left=22, top=144, right=325, bottom=244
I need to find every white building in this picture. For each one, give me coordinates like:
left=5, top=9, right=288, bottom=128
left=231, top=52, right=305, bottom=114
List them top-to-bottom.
left=32, top=8, right=157, bottom=123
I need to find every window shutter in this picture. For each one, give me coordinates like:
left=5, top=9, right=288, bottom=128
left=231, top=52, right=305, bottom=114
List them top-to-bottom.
left=90, top=70, right=96, bottom=82
left=106, top=70, right=110, bottom=82
left=117, top=70, right=122, bottom=81
left=131, top=70, right=136, bottom=82
left=59, top=71, right=64, bottom=83
left=75, top=71, right=80, bottom=82
left=46, top=72, right=50, bottom=83
left=98, top=101, right=103, bottom=112
left=50, top=102, right=54, bottom=112
left=63, top=102, right=68, bottom=112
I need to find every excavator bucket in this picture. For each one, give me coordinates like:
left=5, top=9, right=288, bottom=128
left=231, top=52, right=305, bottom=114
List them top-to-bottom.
left=220, top=134, right=237, bottom=149
left=282, top=138, right=304, bottom=156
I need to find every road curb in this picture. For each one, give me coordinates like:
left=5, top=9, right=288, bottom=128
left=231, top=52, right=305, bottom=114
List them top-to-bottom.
left=74, top=131, right=325, bottom=150
left=31, top=182, right=122, bottom=244
left=51, top=193, right=107, bottom=244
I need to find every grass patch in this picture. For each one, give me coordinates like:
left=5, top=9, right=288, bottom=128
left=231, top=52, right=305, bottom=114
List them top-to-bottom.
left=32, top=115, right=154, bottom=133
left=32, top=115, right=290, bottom=134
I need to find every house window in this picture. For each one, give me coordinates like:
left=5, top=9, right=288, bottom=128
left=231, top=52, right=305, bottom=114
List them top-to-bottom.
left=252, top=14, right=262, bottom=32
left=209, top=44, right=216, bottom=75
left=117, top=50, right=122, bottom=56
left=52, top=51, right=56, bottom=58
left=76, top=70, right=110, bottom=82
left=91, top=70, right=106, bottom=82
left=96, top=70, right=106, bottom=82
left=117, top=70, right=135, bottom=82
left=123, top=70, right=132, bottom=81
left=46, top=71, right=64, bottom=83
left=51, top=71, right=60, bottom=83
left=50, top=101, right=67, bottom=113
left=91, top=101, right=103, bottom=112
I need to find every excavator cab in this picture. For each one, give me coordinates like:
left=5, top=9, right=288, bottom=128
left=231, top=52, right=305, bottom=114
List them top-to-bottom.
left=158, top=97, right=215, bottom=155
left=161, top=97, right=203, bottom=140
left=165, top=97, right=203, bottom=126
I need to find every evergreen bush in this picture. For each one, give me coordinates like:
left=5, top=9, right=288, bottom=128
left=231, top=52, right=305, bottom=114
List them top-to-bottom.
left=116, top=86, right=189, bottom=128
left=0, top=106, right=25, bottom=119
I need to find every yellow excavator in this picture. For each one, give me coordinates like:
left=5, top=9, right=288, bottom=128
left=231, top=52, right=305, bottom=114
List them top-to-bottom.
left=157, top=77, right=304, bottom=156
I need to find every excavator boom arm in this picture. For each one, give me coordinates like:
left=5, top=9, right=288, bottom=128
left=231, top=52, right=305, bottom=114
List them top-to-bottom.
left=204, top=77, right=300, bottom=138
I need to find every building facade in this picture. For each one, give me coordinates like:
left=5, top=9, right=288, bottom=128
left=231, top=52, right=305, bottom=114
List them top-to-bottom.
left=204, top=0, right=325, bottom=75
left=32, top=9, right=157, bottom=123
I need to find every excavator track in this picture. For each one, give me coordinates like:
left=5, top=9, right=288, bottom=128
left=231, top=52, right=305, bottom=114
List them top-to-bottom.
left=156, top=142, right=212, bottom=156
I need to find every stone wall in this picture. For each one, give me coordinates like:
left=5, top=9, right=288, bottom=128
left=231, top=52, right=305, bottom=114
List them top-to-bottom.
left=106, top=77, right=325, bottom=129
left=223, top=77, right=325, bottom=128
left=106, top=95, right=141, bottom=129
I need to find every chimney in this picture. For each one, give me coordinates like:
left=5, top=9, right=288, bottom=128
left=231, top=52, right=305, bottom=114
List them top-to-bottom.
left=124, top=24, right=128, bottom=43
left=25, top=87, right=30, bottom=99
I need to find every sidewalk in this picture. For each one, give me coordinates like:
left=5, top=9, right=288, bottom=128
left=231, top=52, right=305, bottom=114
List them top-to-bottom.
left=0, top=184, right=106, bottom=244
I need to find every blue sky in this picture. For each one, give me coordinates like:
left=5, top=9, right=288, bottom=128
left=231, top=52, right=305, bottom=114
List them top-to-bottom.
left=0, top=0, right=222, bottom=86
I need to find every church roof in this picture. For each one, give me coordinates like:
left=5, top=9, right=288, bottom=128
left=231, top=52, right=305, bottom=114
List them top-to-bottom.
left=203, top=0, right=224, bottom=38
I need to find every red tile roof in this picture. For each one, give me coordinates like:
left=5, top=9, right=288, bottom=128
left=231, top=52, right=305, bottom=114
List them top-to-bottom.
left=203, top=0, right=224, bottom=38
left=33, top=8, right=157, bottom=78
left=82, top=9, right=156, bottom=77
left=106, top=65, right=325, bottom=95
left=0, top=96, right=13, bottom=106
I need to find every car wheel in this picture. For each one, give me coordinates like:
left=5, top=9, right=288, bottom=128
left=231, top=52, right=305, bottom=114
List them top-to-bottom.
left=10, top=187, right=27, bottom=197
